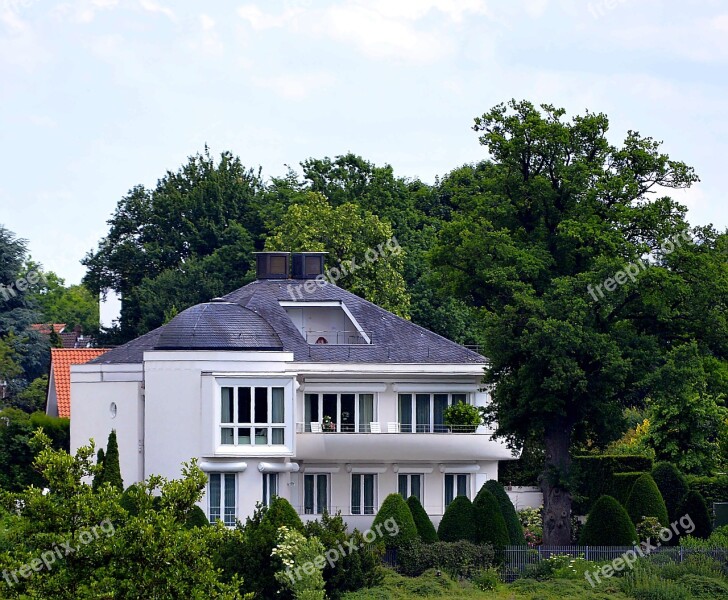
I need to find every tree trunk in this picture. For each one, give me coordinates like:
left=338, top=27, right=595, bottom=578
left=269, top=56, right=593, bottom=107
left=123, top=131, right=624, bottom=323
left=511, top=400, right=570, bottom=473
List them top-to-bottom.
left=540, top=421, right=572, bottom=546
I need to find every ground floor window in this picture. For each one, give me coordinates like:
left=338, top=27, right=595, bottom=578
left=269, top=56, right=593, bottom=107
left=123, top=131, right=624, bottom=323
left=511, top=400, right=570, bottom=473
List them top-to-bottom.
left=209, top=473, right=236, bottom=526
left=262, top=473, right=279, bottom=507
left=398, top=473, right=422, bottom=503
left=444, top=473, right=469, bottom=507
left=304, top=474, right=329, bottom=514
left=351, top=474, right=377, bottom=515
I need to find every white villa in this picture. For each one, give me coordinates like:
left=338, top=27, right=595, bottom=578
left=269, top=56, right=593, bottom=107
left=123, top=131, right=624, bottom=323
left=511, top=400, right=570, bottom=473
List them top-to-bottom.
left=69, top=252, right=516, bottom=529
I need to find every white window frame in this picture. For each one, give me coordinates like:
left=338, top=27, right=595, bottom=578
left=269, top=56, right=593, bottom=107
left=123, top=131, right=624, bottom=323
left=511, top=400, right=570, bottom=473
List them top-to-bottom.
left=220, top=384, right=286, bottom=446
left=304, top=392, right=378, bottom=433
left=397, top=392, right=470, bottom=433
left=208, top=472, right=236, bottom=526
left=262, top=473, right=279, bottom=507
left=303, top=473, right=330, bottom=515
left=351, top=473, right=378, bottom=515
left=398, top=473, right=423, bottom=504
left=444, top=473, right=470, bottom=508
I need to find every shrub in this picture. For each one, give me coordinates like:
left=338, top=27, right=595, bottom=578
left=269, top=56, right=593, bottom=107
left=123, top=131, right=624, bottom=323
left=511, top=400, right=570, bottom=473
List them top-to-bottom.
left=101, top=429, right=124, bottom=492
left=92, top=448, right=105, bottom=492
left=572, top=455, right=653, bottom=513
left=652, top=463, right=690, bottom=522
left=612, top=472, right=644, bottom=506
left=626, top=474, right=669, bottom=526
left=687, top=475, right=728, bottom=507
left=481, top=480, right=527, bottom=545
left=472, top=488, right=510, bottom=548
left=677, top=491, right=712, bottom=539
left=372, top=493, right=418, bottom=550
left=579, top=495, right=637, bottom=545
left=406, top=496, right=437, bottom=543
left=437, top=496, right=477, bottom=543
left=184, top=505, right=209, bottom=529
left=518, top=506, right=543, bottom=546
left=273, top=526, right=327, bottom=600
left=397, top=539, right=495, bottom=578
left=471, top=567, right=500, bottom=591
left=621, top=567, right=691, bottom=600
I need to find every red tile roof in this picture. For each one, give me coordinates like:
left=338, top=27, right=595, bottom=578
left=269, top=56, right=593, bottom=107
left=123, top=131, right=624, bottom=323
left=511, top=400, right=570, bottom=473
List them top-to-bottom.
left=32, top=323, right=66, bottom=334
left=50, top=348, right=109, bottom=418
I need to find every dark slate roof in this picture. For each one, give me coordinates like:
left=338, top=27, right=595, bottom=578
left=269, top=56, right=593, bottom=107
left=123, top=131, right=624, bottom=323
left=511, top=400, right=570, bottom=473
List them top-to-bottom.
left=90, top=280, right=485, bottom=365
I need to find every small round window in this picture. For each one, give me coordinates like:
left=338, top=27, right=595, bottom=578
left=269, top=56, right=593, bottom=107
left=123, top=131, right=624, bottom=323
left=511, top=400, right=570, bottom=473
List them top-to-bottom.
left=110, top=402, right=117, bottom=419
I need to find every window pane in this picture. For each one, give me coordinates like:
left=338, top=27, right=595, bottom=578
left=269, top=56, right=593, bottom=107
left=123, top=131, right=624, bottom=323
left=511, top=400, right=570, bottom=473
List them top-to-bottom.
left=238, top=387, right=251, bottom=423
left=221, top=388, right=233, bottom=423
left=254, top=388, right=268, bottom=423
left=272, top=388, right=285, bottom=423
left=452, top=393, right=467, bottom=404
left=305, top=394, right=319, bottom=426
left=322, top=394, right=337, bottom=423
left=340, top=394, right=355, bottom=432
left=359, top=394, right=374, bottom=431
left=398, top=394, right=412, bottom=433
left=416, top=394, right=430, bottom=433
left=434, top=394, right=448, bottom=432
left=237, top=427, right=251, bottom=445
left=221, top=428, right=234, bottom=445
left=254, top=428, right=268, bottom=445
left=272, top=428, right=285, bottom=445
left=270, top=473, right=278, bottom=499
left=209, top=474, right=221, bottom=523
left=224, top=474, right=236, bottom=526
left=351, top=474, right=361, bottom=515
left=364, top=474, right=375, bottom=515
left=398, top=474, right=408, bottom=498
left=411, top=474, right=422, bottom=502
left=445, top=474, right=454, bottom=507
left=457, top=474, right=467, bottom=498
left=263, top=475, right=269, bottom=507
left=304, top=475, right=314, bottom=514
left=316, top=475, right=328, bottom=514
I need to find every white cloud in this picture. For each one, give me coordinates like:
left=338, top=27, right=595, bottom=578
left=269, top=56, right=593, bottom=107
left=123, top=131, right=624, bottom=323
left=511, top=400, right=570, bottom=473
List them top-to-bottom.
left=52, top=0, right=120, bottom=24
left=138, top=0, right=175, bottom=21
left=237, top=4, right=304, bottom=30
left=191, top=13, right=223, bottom=56
left=253, top=71, right=335, bottom=100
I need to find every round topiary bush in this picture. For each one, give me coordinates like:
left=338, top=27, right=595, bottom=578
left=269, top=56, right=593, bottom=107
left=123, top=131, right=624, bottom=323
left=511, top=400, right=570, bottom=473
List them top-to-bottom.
left=652, top=462, right=689, bottom=522
left=625, top=474, right=669, bottom=527
left=481, top=480, right=527, bottom=546
left=472, top=488, right=510, bottom=548
left=677, top=491, right=712, bottom=539
left=372, top=493, right=418, bottom=550
left=406, top=495, right=438, bottom=543
left=579, top=495, right=637, bottom=546
left=263, top=496, right=304, bottom=532
left=438, top=496, right=477, bottom=543
left=184, top=505, right=210, bottom=529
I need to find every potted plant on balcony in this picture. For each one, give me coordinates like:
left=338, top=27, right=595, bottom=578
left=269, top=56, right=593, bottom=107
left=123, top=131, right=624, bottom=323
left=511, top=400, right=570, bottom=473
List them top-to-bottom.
left=443, top=401, right=481, bottom=433
left=322, top=415, right=336, bottom=433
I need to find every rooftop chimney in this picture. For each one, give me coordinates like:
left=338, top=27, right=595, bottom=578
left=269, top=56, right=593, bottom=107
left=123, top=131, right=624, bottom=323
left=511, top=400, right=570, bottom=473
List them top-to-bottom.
left=254, top=252, right=290, bottom=279
left=291, top=252, right=327, bottom=279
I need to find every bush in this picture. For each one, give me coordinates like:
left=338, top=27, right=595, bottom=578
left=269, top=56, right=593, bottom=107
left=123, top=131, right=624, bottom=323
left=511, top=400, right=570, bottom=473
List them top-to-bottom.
left=572, top=455, right=653, bottom=513
left=653, top=463, right=690, bottom=522
left=612, top=472, right=644, bottom=506
left=626, top=474, right=669, bottom=527
left=687, top=475, right=728, bottom=507
left=481, top=480, right=527, bottom=545
left=472, top=488, right=510, bottom=548
left=677, top=491, right=712, bottom=539
left=372, top=494, right=418, bottom=550
left=579, top=495, right=637, bottom=545
left=406, top=496, right=437, bottom=543
left=437, top=496, right=477, bottom=543
left=184, top=505, right=209, bottom=529
left=397, top=539, right=495, bottom=578
left=471, top=567, right=500, bottom=591
left=621, top=567, right=691, bottom=600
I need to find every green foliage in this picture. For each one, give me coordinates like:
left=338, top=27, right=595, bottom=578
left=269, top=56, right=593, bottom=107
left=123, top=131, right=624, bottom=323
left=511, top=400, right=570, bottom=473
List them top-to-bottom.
left=28, top=270, right=100, bottom=334
left=9, top=375, right=48, bottom=413
left=442, top=401, right=481, bottom=428
left=98, top=429, right=124, bottom=492
left=498, top=439, right=544, bottom=487
left=92, top=447, right=105, bottom=492
left=572, top=455, right=654, bottom=513
left=652, top=462, right=690, bottom=522
left=611, top=472, right=645, bottom=506
left=626, top=474, right=669, bottom=526
left=687, top=474, right=728, bottom=506
left=482, top=480, right=527, bottom=546
left=472, top=487, right=510, bottom=548
left=677, top=491, right=712, bottom=539
left=372, top=493, right=418, bottom=550
left=406, top=495, right=437, bottom=544
left=579, top=495, right=637, bottom=545
left=437, top=496, right=477, bottom=543
left=185, top=505, right=210, bottom=529
left=518, top=506, right=543, bottom=547
left=304, top=511, right=383, bottom=599
left=681, top=525, right=728, bottom=549
left=273, top=526, right=326, bottom=600
left=396, top=539, right=495, bottom=578
left=471, top=567, right=500, bottom=591
left=621, top=567, right=692, bottom=600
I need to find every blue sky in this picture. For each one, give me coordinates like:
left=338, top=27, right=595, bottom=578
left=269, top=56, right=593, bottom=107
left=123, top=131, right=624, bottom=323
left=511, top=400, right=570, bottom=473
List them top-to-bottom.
left=2, top=0, right=727, bottom=287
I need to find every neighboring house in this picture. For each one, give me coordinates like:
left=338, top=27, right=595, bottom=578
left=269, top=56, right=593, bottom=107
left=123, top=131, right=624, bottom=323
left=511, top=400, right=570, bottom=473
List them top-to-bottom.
left=70, top=252, right=515, bottom=529
left=31, top=323, right=67, bottom=336
left=32, top=324, right=97, bottom=349
left=46, top=348, right=110, bottom=418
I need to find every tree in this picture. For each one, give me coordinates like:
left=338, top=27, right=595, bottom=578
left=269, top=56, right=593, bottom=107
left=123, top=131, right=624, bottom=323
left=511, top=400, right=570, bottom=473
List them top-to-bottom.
left=432, top=100, right=698, bottom=543
left=29, top=270, right=100, bottom=334
left=7, top=375, right=48, bottom=413
left=99, top=429, right=123, bottom=492
left=92, top=447, right=105, bottom=492
left=651, top=462, right=689, bottom=522
left=625, top=474, right=669, bottom=526
left=481, top=480, right=527, bottom=545
left=472, top=487, right=510, bottom=548
left=677, top=491, right=712, bottom=539
left=371, top=493, right=418, bottom=550
left=406, top=495, right=438, bottom=543
left=579, top=495, right=637, bottom=546
left=438, top=496, right=477, bottom=543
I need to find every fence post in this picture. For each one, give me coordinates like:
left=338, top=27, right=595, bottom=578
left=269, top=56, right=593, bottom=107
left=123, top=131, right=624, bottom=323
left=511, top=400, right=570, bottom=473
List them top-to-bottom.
left=585, top=546, right=589, bottom=561
left=679, top=546, right=684, bottom=564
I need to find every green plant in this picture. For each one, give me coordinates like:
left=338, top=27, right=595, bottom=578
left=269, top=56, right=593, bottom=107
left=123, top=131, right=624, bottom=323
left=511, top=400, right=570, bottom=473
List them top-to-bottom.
left=442, top=401, right=481, bottom=430
left=100, top=429, right=124, bottom=492
left=572, top=455, right=654, bottom=513
left=652, top=462, right=690, bottom=522
left=612, top=472, right=644, bottom=506
left=626, top=474, right=669, bottom=527
left=687, top=475, right=728, bottom=507
left=481, top=480, right=527, bottom=545
left=472, top=487, right=510, bottom=548
left=677, top=491, right=712, bottom=539
left=372, top=493, right=418, bottom=550
left=579, top=495, right=637, bottom=546
left=406, top=496, right=437, bottom=543
left=437, top=496, right=477, bottom=543
left=185, top=505, right=210, bottom=529
left=518, top=506, right=543, bottom=547
left=636, top=516, right=664, bottom=541
left=273, top=525, right=327, bottom=600
left=396, top=539, right=495, bottom=578
left=471, top=567, right=500, bottom=591
left=621, top=567, right=691, bottom=600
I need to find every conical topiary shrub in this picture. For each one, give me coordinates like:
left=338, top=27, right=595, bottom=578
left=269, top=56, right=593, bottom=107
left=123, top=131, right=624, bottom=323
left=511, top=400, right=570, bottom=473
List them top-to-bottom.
left=100, top=430, right=123, bottom=492
left=92, top=448, right=105, bottom=492
left=651, top=462, right=688, bottom=522
left=625, top=474, right=669, bottom=527
left=481, top=480, right=527, bottom=545
left=473, top=487, right=510, bottom=548
left=677, top=491, right=712, bottom=539
left=372, top=493, right=418, bottom=550
left=406, top=495, right=438, bottom=543
left=579, top=495, right=637, bottom=546
left=438, top=496, right=477, bottom=543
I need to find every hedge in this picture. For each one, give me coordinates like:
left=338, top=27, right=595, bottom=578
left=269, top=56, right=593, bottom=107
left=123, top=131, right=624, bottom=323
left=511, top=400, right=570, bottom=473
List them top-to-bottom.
left=572, top=455, right=654, bottom=513
left=652, top=462, right=689, bottom=522
left=611, top=472, right=644, bottom=506
left=625, top=474, right=669, bottom=526
left=686, top=475, right=728, bottom=507
left=482, top=480, right=527, bottom=546
left=472, top=488, right=510, bottom=548
left=678, top=491, right=713, bottom=539
left=372, top=494, right=418, bottom=550
left=579, top=495, right=637, bottom=546
left=406, top=496, right=438, bottom=543
left=438, top=496, right=477, bottom=543
left=397, top=539, right=495, bottom=578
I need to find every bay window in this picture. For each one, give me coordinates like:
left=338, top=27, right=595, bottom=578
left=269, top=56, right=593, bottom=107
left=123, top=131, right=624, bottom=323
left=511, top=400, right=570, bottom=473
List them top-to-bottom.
left=221, top=385, right=285, bottom=445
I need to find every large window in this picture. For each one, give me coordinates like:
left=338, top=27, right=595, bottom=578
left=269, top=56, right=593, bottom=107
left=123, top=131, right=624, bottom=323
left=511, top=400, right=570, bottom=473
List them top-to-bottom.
left=221, top=386, right=285, bottom=445
left=304, top=393, right=376, bottom=432
left=398, top=393, right=468, bottom=433
left=209, top=473, right=236, bottom=526
left=262, top=473, right=278, bottom=507
left=304, top=474, right=329, bottom=514
left=351, top=474, right=377, bottom=515
left=398, top=474, right=422, bottom=503
left=444, top=474, right=469, bottom=507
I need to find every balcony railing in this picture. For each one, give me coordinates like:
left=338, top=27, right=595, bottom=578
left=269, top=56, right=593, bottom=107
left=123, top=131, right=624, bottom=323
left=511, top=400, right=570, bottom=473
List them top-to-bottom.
left=304, top=330, right=371, bottom=345
left=296, top=422, right=491, bottom=434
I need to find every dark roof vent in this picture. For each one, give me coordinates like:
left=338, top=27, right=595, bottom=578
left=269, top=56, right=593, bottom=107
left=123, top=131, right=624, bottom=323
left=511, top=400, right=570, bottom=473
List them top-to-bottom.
left=254, top=252, right=290, bottom=279
left=292, top=252, right=327, bottom=279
